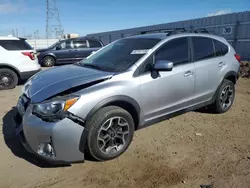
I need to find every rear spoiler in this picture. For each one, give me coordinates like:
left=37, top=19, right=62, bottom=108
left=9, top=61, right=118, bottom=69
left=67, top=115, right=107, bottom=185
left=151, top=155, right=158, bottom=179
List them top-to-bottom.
left=18, top=37, right=27, bottom=40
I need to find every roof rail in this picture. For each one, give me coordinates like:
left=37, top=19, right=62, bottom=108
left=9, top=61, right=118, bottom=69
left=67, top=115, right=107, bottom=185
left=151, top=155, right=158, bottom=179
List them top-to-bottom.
left=138, top=27, right=212, bottom=36
left=139, top=28, right=187, bottom=35
left=189, top=28, right=209, bottom=33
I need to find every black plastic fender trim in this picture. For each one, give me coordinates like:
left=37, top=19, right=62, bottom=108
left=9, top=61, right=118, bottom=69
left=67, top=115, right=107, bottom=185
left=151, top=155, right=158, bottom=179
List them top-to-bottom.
left=85, top=95, right=141, bottom=123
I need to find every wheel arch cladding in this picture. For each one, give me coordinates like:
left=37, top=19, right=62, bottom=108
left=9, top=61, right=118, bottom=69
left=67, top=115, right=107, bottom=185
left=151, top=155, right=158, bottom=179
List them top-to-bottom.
left=43, top=54, right=56, bottom=63
left=0, top=64, right=20, bottom=78
left=212, top=71, right=237, bottom=102
left=224, top=71, right=237, bottom=84
left=78, top=95, right=141, bottom=155
left=86, top=95, right=141, bottom=130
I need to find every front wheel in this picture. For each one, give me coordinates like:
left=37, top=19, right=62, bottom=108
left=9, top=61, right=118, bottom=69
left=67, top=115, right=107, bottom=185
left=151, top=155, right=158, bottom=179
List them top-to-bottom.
left=212, top=79, right=235, bottom=113
left=85, top=106, right=135, bottom=161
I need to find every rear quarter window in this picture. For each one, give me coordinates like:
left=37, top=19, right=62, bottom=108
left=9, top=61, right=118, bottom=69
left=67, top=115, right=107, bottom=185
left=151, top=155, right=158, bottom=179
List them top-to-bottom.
left=213, top=39, right=229, bottom=56
left=0, top=40, right=33, bottom=51
left=88, top=40, right=102, bottom=48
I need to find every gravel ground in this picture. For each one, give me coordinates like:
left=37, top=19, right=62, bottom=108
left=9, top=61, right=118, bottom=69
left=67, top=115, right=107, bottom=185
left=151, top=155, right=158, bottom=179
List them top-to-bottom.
left=0, top=77, right=250, bottom=188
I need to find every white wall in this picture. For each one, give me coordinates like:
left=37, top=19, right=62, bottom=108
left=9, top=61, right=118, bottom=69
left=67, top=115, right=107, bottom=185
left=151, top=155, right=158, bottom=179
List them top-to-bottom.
left=26, top=39, right=59, bottom=49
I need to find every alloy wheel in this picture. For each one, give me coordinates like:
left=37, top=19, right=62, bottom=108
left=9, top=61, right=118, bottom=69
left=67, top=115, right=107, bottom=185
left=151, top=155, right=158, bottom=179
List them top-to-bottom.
left=220, top=85, right=234, bottom=109
left=97, top=116, right=130, bottom=155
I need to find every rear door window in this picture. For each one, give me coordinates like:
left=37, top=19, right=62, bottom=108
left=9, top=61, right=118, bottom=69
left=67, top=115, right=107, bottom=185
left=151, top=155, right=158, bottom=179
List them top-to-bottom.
left=192, top=37, right=215, bottom=61
left=213, top=39, right=229, bottom=56
left=0, top=40, right=33, bottom=50
left=73, top=40, right=87, bottom=48
left=88, top=40, right=102, bottom=48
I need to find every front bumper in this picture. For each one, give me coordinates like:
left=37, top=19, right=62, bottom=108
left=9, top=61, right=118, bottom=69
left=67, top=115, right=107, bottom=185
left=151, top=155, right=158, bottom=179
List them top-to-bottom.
left=15, top=105, right=86, bottom=164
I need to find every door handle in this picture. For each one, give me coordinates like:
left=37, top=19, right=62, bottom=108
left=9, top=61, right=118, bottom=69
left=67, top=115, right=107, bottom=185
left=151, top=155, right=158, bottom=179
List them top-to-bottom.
left=218, top=62, right=226, bottom=67
left=184, top=71, right=193, bottom=77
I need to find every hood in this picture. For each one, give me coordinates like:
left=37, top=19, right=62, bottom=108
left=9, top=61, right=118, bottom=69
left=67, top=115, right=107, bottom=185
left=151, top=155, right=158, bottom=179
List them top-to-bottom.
left=36, top=48, right=50, bottom=52
left=24, top=64, right=114, bottom=103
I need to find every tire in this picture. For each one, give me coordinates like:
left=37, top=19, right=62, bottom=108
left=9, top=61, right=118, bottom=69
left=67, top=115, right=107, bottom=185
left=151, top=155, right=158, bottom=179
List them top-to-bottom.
left=43, top=56, right=55, bottom=67
left=0, top=68, right=18, bottom=90
left=211, top=79, right=235, bottom=113
left=85, top=106, right=135, bottom=161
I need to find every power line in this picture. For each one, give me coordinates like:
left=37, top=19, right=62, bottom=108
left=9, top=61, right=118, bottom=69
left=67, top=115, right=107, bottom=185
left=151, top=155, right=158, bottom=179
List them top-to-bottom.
left=46, top=0, right=64, bottom=39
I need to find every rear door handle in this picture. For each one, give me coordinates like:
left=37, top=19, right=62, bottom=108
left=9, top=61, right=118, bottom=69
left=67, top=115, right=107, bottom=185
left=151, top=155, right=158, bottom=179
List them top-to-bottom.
left=218, top=62, right=226, bottom=67
left=184, top=71, right=193, bottom=77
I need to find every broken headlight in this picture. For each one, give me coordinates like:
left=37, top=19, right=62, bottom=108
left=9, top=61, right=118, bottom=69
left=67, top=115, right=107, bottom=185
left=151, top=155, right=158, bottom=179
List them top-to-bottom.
left=33, top=96, right=79, bottom=120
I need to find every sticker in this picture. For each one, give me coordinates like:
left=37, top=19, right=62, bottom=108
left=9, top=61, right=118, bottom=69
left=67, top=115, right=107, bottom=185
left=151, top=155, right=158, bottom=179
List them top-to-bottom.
left=131, top=49, right=151, bottom=54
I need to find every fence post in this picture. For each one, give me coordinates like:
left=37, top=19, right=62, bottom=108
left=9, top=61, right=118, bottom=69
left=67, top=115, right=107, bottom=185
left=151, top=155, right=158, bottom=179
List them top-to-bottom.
left=233, top=21, right=240, bottom=49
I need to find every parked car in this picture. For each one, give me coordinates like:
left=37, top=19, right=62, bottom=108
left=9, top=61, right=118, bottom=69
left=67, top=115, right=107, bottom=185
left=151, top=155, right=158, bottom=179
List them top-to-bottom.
left=15, top=29, right=240, bottom=164
left=0, top=36, right=41, bottom=90
left=36, top=37, right=104, bottom=67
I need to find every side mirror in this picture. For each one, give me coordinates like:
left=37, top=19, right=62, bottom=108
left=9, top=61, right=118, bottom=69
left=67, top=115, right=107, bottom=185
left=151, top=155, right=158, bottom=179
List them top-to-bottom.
left=56, top=45, right=61, bottom=50
left=153, top=60, right=173, bottom=71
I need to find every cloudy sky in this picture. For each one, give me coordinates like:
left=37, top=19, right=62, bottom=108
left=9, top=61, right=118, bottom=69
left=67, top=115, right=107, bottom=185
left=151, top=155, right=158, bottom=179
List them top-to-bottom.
left=0, top=0, right=249, bottom=37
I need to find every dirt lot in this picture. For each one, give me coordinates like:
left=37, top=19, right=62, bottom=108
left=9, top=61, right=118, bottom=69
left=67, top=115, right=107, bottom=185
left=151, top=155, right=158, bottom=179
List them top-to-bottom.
left=0, top=78, right=250, bottom=188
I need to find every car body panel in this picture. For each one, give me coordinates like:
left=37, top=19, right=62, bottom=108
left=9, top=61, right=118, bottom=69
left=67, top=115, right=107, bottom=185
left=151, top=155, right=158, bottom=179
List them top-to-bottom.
left=17, top=32, right=240, bottom=163
left=0, top=37, right=41, bottom=79
left=37, top=38, right=103, bottom=65
left=24, top=64, right=114, bottom=103
left=21, top=105, right=85, bottom=163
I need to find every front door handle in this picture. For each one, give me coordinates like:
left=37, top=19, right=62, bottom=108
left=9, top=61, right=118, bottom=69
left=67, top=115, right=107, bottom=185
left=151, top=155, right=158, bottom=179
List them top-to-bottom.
left=184, top=71, right=193, bottom=77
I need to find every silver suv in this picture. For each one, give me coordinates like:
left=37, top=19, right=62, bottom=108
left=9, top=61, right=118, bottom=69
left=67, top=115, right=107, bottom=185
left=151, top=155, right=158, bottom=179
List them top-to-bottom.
left=15, top=30, right=240, bottom=164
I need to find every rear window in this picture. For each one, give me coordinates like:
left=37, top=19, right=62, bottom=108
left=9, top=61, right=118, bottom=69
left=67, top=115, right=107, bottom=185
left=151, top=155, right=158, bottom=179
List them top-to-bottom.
left=0, top=40, right=33, bottom=51
left=88, top=40, right=102, bottom=48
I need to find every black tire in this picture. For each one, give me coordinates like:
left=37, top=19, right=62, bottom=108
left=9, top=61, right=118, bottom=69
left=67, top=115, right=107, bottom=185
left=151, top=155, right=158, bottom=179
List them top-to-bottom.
left=43, top=56, right=55, bottom=67
left=0, top=68, right=18, bottom=90
left=211, top=79, right=235, bottom=113
left=85, top=106, right=135, bottom=161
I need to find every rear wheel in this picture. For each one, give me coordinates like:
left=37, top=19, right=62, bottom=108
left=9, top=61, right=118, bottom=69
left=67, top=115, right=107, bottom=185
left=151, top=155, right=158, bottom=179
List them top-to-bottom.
left=43, top=56, right=55, bottom=67
left=0, top=68, right=18, bottom=90
left=211, top=79, right=235, bottom=113
left=85, top=106, right=135, bottom=161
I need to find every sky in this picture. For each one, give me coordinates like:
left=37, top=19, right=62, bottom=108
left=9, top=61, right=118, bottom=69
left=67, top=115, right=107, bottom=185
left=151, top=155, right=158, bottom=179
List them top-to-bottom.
left=0, top=0, right=249, bottom=38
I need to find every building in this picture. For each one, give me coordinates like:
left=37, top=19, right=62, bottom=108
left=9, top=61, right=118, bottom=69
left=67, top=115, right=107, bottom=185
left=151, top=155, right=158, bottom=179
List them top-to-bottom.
left=87, top=11, right=250, bottom=60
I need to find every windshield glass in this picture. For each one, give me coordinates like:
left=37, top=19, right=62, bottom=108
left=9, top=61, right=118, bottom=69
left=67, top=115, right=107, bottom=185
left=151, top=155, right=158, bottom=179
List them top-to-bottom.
left=79, top=38, right=160, bottom=72
left=48, top=41, right=60, bottom=49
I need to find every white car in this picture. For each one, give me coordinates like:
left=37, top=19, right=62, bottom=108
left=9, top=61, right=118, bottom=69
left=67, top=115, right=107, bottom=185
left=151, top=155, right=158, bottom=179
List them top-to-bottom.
left=0, top=36, right=41, bottom=90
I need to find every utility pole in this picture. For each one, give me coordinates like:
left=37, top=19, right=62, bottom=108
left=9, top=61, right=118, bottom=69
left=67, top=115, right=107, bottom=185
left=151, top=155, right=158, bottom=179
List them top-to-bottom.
left=46, top=0, right=64, bottom=40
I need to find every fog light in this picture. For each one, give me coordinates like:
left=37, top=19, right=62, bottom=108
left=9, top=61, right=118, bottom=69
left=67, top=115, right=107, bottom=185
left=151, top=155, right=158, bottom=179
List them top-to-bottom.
left=37, top=142, right=55, bottom=158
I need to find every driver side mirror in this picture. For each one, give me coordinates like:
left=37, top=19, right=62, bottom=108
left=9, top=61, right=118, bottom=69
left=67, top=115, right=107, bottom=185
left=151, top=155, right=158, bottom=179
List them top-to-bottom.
left=56, top=45, right=61, bottom=50
left=153, top=60, right=173, bottom=71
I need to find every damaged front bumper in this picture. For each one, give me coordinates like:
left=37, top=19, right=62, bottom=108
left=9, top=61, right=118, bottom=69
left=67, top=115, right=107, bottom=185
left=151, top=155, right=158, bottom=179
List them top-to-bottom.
left=15, top=105, right=87, bottom=164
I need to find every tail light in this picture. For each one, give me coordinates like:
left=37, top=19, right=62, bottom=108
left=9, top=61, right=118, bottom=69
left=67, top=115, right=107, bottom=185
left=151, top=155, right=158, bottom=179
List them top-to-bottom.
left=22, top=52, right=35, bottom=60
left=234, top=53, right=241, bottom=63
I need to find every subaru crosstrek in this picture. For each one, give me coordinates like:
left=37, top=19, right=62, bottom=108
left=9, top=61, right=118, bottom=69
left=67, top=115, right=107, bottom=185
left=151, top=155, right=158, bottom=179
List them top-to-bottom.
left=15, top=31, right=240, bottom=163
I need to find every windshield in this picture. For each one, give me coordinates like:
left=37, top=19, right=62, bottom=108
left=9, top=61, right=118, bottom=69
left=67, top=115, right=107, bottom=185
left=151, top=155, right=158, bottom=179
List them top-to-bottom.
left=79, top=38, right=160, bottom=72
left=48, top=41, right=60, bottom=49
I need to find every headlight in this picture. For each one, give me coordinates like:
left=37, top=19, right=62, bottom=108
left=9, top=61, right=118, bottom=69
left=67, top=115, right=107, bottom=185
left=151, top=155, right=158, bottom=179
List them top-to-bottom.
left=33, top=96, right=79, bottom=119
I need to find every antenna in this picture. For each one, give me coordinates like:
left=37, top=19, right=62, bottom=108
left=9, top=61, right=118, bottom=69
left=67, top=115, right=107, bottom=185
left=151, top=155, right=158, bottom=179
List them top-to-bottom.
left=46, top=0, right=64, bottom=39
